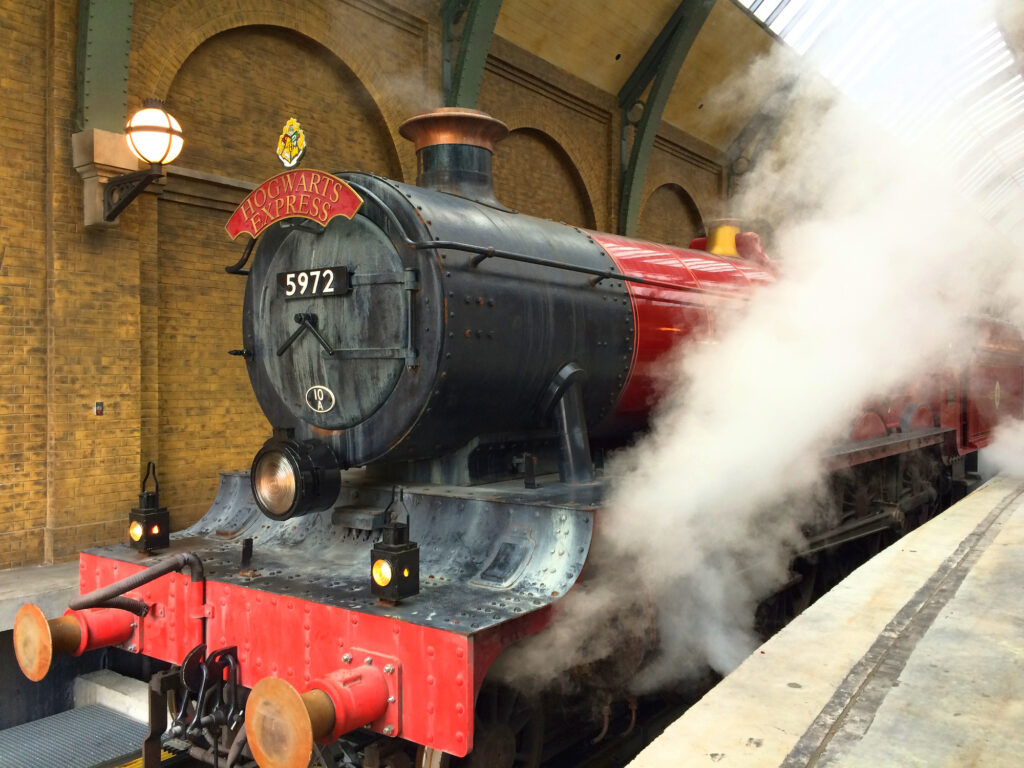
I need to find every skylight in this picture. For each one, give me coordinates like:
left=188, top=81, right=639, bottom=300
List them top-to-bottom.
left=735, top=0, right=1024, bottom=238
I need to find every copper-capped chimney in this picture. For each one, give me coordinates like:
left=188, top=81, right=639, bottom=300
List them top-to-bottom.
left=399, top=107, right=509, bottom=209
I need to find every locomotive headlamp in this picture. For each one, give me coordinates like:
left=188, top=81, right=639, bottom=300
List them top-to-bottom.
left=103, top=99, right=184, bottom=222
left=251, top=438, right=341, bottom=521
left=252, top=451, right=297, bottom=516
left=370, top=522, right=419, bottom=604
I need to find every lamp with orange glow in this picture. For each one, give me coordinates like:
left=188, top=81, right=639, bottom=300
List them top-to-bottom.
left=103, top=99, right=184, bottom=222
left=129, top=461, right=170, bottom=552
left=370, top=521, right=419, bottom=604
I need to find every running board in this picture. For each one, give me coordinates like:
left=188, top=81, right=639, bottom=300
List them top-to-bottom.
left=826, top=426, right=955, bottom=471
left=802, top=509, right=898, bottom=555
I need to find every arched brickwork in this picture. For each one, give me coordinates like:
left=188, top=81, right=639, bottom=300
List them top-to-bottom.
left=129, top=0, right=436, bottom=182
left=166, top=27, right=401, bottom=182
left=478, top=46, right=614, bottom=230
left=493, top=127, right=596, bottom=228
left=641, top=142, right=724, bottom=226
left=637, top=182, right=704, bottom=248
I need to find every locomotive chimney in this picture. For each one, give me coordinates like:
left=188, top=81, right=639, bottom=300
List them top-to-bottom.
left=399, top=107, right=509, bottom=209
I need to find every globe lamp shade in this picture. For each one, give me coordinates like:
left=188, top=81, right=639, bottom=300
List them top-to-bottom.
left=125, top=101, right=183, bottom=165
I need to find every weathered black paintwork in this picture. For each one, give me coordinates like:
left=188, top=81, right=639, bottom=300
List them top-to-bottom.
left=243, top=172, right=634, bottom=471
left=90, top=471, right=595, bottom=636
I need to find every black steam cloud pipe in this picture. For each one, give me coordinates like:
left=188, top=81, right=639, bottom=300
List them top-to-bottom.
left=70, top=552, right=205, bottom=618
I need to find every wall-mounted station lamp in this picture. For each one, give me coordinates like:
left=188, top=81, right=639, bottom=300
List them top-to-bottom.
left=102, top=99, right=184, bottom=222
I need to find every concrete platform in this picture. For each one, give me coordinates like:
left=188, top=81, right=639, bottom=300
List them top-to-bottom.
left=630, top=473, right=1024, bottom=768
left=0, top=560, right=78, bottom=632
left=74, top=669, right=149, bottom=724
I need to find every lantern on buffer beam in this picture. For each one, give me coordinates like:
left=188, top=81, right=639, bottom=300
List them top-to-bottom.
left=129, top=461, right=169, bottom=553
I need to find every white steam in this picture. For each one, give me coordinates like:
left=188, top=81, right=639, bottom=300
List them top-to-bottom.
left=499, top=43, right=1024, bottom=691
left=987, top=420, right=1024, bottom=477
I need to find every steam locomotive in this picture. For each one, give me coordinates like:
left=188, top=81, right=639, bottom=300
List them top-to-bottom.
left=12, top=108, right=1024, bottom=768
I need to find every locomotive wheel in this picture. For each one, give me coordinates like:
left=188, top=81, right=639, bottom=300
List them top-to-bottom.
left=836, top=465, right=882, bottom=523
left=416, top=682, right=543, bottom=768
left=463, top=682, right=543, bottom=768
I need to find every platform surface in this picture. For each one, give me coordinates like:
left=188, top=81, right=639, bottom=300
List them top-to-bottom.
left=630, top=473, right=1024, bottom=767
left=0, top=560, right=78, bottom=632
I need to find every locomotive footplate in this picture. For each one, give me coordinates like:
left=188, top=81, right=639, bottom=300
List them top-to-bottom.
left=75, top=471, right=596, bottom=757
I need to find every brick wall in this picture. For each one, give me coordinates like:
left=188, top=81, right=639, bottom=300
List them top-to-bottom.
left=0, top=0, right=727, bottom=567
left=1, top=0, right=157, bottom=564
left=0, top=2, right=49, bottom=569
left=164, top=26, right=404, bottom=185
left=482, top=37, right=619, bottom=232
left=644, top=125, right=727, bottom=225
left=494, top=128, right=596, bottom=228
left=638, top=183, right=704, bottom=248
left=155, top=203, right=262, bottom=530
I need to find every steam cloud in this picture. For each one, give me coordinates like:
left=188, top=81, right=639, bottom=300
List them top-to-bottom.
left=498, top=27, right=1024, bottom=693
left=987, top=420, right=1024, bottom=477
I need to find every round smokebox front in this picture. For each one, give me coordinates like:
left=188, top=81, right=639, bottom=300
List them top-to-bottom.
left=244, top=214, right=411, bottom=431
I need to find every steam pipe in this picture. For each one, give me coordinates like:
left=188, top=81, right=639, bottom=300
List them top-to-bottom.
left=541, top=363, right=595, bottom=484
left=553, top=381, right=595, bottom=483
left=69, top=551, right=205, bottom=616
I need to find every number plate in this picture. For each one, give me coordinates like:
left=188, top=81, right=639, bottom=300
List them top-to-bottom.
left=277, top=267, right=349, bottom=299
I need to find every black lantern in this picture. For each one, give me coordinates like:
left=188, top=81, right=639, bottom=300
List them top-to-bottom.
left=129, top=462, right=170, bottom=552
left=370, top=522, right=419, bottom=604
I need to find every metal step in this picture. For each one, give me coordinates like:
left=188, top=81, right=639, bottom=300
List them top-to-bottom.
left=0, top=705, right=147, bottom=768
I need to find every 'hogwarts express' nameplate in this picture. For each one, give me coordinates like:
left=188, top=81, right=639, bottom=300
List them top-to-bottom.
left=225, top=170, right=363, bottom=240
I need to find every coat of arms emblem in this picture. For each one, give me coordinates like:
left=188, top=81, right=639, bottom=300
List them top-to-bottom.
left=276, top=118, right=306, bottom=168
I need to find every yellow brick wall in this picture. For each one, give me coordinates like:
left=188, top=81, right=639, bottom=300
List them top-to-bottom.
left=0, top=0, right=726, bottom=567
left=0, top=2, right=48, bottom=569
left=163, top=26, right=405, bottom=184
left=481, top=37, right=620, bottom=232
left=494, top=128, right=596, bottom=228
left=644, top=128, right=727, bottom=224
left=638, top=183, right=705, bottom=248
left=154, top=203, right=260, bottom=531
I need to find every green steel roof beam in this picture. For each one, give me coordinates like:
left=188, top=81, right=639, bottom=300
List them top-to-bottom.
left=76, top=0, right=134, bottom=132
left=443, top=0, right=503, bottom=108
left=618, top=0, right=716, bottom=236
left=725, top=76, right=798, bottom=195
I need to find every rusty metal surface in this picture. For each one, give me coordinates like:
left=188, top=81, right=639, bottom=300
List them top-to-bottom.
left=398, top=108, right=509, bottom=152
left=825, top=427, right=954, bottom=471
left=88, top=471, right=595, bottom=637
left=13, top=604, right=56, bottom=683
left=246, top=677, right=315, bottom=768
